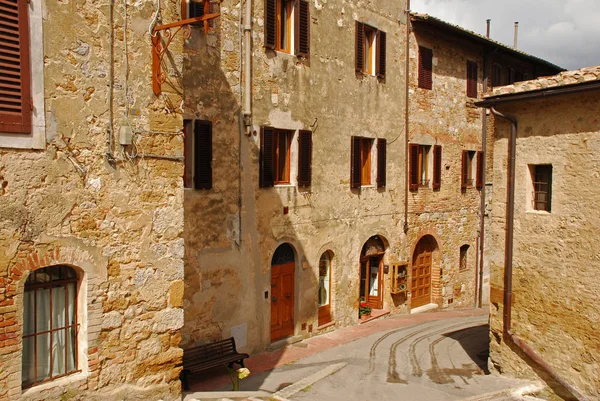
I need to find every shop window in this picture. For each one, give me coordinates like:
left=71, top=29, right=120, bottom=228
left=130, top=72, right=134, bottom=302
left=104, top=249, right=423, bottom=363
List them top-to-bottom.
left=318, top=251, right=332, bottom=326
left=22, top=266, right=79, bottom=388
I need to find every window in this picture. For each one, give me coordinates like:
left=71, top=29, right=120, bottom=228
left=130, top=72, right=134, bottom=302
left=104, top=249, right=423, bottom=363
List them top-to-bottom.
left=0, top=0, right=31, bottom=135
left=185, top=0, right=215, bottom=27
left=264, top=0, right=310, bottom=58
left=355, top=22, right=386, bottom=78
left=418, top=46, right=433, bottom=89
left=466, top=61, right=478, bottom=98
left=492, top=63, right=503, bottom=87
left=508, top=67, right=516, bottom=84
left=184, top=120, right=212, bottom=190
left=260, top=127, right=312, bottom=187
left=350, top=136, right=383, bottom=188
left=409, top=144, right=439, bottom=190
left=461, top=150, right=483, bottom=190
left=531, top=164, right=552, bottom=212
left=459, top=245, right=469, bottom=271
left=318, top=251, right=332, bottom=326
left=22, top=266, right=79, bottom=388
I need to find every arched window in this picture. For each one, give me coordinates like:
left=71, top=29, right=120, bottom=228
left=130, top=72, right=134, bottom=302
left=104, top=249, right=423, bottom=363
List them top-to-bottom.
left=318, top=251, right=332, bottom=325
left=22, top=265, right=79, bottom=388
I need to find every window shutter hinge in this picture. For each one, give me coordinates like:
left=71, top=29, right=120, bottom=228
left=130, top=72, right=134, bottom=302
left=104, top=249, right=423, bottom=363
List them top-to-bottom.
left=29, top=98, right=34, bottom=110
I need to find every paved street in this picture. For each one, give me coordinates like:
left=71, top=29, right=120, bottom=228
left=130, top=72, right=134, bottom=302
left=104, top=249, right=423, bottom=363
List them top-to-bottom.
left=186, top=310, right=537, bottom=401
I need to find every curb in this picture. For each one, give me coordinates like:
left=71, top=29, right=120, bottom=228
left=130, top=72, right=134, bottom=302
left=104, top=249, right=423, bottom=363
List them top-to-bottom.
left=272, top=362, right=347, bottom=399
left=455, top=383, right=545, bottom=401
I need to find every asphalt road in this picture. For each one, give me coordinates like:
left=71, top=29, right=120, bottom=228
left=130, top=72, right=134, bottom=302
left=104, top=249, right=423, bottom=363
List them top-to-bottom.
left=285, top=314, right=529, bottom=401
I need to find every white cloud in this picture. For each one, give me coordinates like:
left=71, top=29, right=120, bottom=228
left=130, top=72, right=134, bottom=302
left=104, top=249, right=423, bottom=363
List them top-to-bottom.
left=411, top=0, right=600, bottom=70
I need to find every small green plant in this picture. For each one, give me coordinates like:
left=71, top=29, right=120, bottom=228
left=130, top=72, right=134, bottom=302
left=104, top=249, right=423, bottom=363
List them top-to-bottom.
left=301, top=384, right=312, bottom=392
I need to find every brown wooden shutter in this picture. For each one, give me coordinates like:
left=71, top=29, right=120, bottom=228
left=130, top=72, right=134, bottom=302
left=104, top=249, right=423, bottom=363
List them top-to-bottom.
left=0, top=0, right=32, bottom=134
left=189, top=0, right=204, bottom=24
left=264, top=0, right=276, bottom=49
left=295, top=0, right=310, bottom=58
left=355, top=21, right=364, bottom=73
left=376, top=30, right=386, bottom=79
left=418, top=46, right=433, bottom=90
left=467, top=61, right=478, bottom=98
left=193, top=121, right=212, bottom=189
left=260, top=127, right=275, bottom=187
left=297, top=130, right=312, bottom=186
left=350, top=136, right=361, bottom=188
left=376, top=138, right=386, bottom=188
left=409, top=144, right=419, bottom=190
left=432, top=145, right=442, bottom=190
left=461, top=150, right=468, bottom=190
left=476, top=150, right=484, bottom=189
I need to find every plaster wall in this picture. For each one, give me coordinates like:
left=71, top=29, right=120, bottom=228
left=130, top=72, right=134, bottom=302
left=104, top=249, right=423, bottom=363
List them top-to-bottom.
left=487, top=92, right=600, bottom=399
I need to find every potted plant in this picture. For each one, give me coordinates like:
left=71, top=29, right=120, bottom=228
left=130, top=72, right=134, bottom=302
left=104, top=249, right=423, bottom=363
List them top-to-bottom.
left=359, top=302, right=372, bottom=320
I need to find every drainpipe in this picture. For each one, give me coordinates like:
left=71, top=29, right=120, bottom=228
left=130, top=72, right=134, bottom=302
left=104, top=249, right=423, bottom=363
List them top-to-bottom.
left=243, top=0, right=253, bottom=130
left=403, top=1, right=411, bottom=234
left=489, top=106, right=589, bottom=401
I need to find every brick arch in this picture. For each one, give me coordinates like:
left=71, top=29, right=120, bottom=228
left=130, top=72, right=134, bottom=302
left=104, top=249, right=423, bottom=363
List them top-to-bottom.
left=410, top=234, right=443, bottom=308
left=2, top=241, right=108, bottom=395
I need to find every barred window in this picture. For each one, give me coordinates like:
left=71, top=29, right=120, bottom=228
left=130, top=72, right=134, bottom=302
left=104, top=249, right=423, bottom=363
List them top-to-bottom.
left=531, top=165, right=552, bottom=212
left=22, top=265, right=79, bottom=388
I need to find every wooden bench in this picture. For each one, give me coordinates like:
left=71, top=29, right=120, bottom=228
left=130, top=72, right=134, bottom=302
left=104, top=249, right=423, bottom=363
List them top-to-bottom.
left=180, top=337, right=249, bottom=390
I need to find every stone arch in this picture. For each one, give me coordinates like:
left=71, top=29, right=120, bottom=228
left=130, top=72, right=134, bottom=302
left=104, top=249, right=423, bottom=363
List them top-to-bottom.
left=358, top=235, right=389, bottom=310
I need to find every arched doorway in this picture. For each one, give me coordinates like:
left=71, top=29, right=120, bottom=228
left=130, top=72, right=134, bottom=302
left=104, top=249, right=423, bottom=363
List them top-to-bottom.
left=359, top=236, right=386, bottom=310
left=411, top=236, right=438, bottom=309
left=271, top=243, right=295, bottom=342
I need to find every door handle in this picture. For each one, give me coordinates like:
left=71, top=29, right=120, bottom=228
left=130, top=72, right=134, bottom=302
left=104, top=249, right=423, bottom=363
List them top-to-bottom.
left=285, top=293, right=291, bottom=298
left=272, top=297, right=277, bottom=302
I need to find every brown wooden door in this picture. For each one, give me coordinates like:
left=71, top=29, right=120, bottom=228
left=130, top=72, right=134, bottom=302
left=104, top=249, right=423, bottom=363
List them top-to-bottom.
left=411, top=242, right=432, bottom=308
left=360, top=256, right=383, bottom=309
left=271, top=262, right=294, bottom=341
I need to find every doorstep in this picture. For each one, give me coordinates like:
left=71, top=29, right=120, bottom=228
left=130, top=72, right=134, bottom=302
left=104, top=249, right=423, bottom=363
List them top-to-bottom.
left=410, top=303, right=439, bottom=314
left=360, top=309, right=389, bottom=324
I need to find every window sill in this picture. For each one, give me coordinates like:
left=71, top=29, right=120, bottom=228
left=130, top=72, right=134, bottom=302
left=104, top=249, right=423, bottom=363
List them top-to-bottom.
left=274, top=183, right=295, bottom=188
left=526, top=209, right=551, bottom=215
left=22, top=371, right=87, bottom=397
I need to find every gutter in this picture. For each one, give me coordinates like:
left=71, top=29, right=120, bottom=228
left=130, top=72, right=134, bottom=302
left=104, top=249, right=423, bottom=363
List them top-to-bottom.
left=242, top=0, right=252, bottom=129
left=403, top=1, right=411, bottom=234
left=487, top=106, right=589, bottom=401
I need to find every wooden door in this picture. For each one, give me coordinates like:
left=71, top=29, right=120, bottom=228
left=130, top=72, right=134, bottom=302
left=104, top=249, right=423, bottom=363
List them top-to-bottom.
left=411, top=241, right=432, bottom=308
left=360, top=256, right=383, bottom=309
left=271, top=262, right=294, bottom=341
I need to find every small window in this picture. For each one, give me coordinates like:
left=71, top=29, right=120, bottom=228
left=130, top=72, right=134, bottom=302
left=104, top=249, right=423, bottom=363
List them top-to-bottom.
left=186, top=0, right=215, bottom=27
left=264, top=0, right=310, bottom=58
left=355, top=22, right=387, bottom=78
left=418, top=46, right=433, bottom=89
left=466, top=61, right=478, bottom=98
left=492, top=63, right=503, bottom=87
left=508, top=67, right=516, bottom=84
left=184, top=120, right=212, bottom=190
left=350, top=136, right=375, bottom=188
left=409, top=144, right=431, bottom=189
left=461, top=150, right=476, bottom=190
left=531, top=165, right=552, bottom=212
left=459, top=245, right=469, bottom=271
left=318, top=251, right=333, bottom=326
left=22, top=266, right=79, bottom=388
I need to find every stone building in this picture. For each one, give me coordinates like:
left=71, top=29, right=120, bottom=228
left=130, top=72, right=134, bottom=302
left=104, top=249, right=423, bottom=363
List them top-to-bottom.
left=1, top=0, right=186, bottom=399
left=180, top=0, right=563, bottom=359
left=477, top=66, right=600, bottom=400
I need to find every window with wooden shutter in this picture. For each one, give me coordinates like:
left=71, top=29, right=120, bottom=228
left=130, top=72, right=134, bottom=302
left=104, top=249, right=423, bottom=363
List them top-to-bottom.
left=0, top=0, right=32, bottom=134
left=187, top=0, right=213, bottom=26
left=264, top=0, right=277, bottom=49
left=295, top=0, right=310, bottom=58
left=355, top=21, right=365, bottom=73
left=376, top=30, right=386, bottom=79
left=418, top=46, right=433, bottom=90
left=466, top=61, right=478, bottom=98
left=492, top=63, right=503, bottom=87
left=193, top=121, right=212, bottom=189
left=260, top=127, right=275, bottom=187
left=297, top=130, right=312, bottom=186
left=350, top=136, right=361, bottom=188
left=376, top=138, right=386, bottom=188
left=409, top=144, right=419, bottom=190
left=433, top=145, right=442, bottom=190
left=461, top=150, right=468, bottom=190
left=476, top=150, right=484, bottom=189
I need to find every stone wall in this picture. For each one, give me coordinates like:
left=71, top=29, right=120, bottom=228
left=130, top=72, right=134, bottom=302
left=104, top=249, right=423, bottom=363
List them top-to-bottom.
left=0, top=0, right=185, bottom=399
left=487, top=91, right=600, bottom=399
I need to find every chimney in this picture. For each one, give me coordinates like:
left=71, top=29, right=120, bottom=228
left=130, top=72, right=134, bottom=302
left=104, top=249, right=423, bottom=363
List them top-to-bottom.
left=486, top=19, right=491, bottom=38
left=514, top=21, right=519, bottom=48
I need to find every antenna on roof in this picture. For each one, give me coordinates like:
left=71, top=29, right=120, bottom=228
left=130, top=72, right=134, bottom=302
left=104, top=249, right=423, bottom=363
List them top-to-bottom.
left=486, top=19, right=491, bottom=38
left=514, top=21, right=519, bottom=49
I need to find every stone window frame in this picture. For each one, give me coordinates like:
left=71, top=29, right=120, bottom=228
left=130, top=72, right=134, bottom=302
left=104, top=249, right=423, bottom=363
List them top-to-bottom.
left=0, top=0, right=46, bottom=150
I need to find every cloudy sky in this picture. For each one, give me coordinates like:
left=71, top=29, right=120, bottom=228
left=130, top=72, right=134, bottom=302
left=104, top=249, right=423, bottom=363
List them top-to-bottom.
left=411, top=0, right=600, bottom=71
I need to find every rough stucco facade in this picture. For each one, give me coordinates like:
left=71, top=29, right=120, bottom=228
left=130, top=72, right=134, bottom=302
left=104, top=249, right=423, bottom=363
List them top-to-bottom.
left=0, top=0, right=185, bottom=399
left=484, top=67, right=600, bottom=399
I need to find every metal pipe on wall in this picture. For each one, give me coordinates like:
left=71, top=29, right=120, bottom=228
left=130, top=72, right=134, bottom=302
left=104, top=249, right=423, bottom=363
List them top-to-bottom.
left=243, top=0, right=252, bottom=129
left=403, top=0, right=411, bottom=234
left=490, top=106, right=589, bottom=401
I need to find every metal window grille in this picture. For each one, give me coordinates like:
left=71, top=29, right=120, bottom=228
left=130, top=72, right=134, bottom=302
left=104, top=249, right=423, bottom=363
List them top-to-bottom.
left=532, top=165, right=552, bottom=212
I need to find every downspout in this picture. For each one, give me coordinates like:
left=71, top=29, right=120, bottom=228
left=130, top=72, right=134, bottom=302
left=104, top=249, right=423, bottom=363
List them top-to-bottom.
left=107, top=0, right=115, bottom=162
left=243, top=0, right=252, bottom=130
left=403, top=1, right=411, bottom=234
left=490, top=106, right=589, bottom=401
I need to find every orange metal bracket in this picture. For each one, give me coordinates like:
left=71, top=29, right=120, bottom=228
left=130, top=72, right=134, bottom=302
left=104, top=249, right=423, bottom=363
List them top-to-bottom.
left=151, top=1, right=219, bottom=95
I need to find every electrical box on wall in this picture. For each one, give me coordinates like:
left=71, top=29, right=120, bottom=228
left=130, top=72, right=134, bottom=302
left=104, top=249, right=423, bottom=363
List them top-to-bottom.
left=119, top=125, right=133, bottom=146
left=390, top=263, right=408, bottom=294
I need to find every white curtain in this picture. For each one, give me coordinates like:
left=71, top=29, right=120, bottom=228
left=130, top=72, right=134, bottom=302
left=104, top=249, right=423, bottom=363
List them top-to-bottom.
left=51, top=286, right=66, bottom=377
left=36, top=287, right=51, bottom=381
